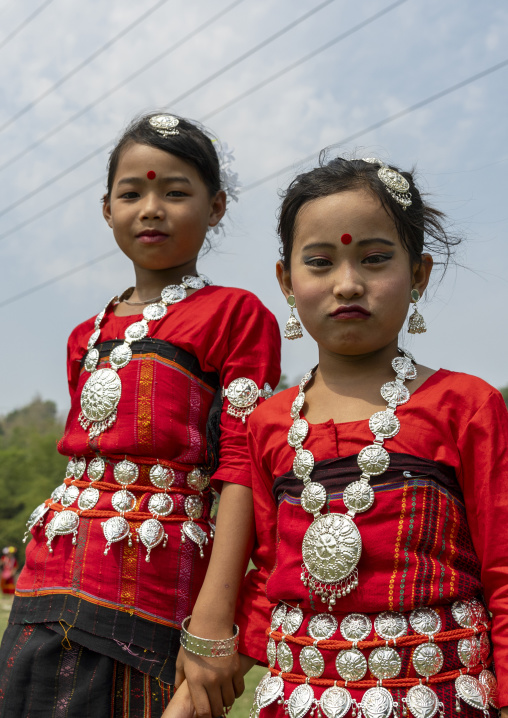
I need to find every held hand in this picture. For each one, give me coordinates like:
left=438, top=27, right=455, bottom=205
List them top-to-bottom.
left=175, top=646, right=186, bottom=690
left=184, top=649, right=244, bottom=718
left=161, top=679, right=196, bottom=718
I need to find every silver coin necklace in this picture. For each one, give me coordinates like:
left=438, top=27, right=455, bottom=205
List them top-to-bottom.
left=78, top=274, right=211, bottom=439
left=289, top=349, right=416, bottom=609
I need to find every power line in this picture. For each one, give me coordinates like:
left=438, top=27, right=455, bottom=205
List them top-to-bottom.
left=0, top=0, right=172, bottom=134
left=0, top=0, right=54, bottom=53
left=0, top=0, right=248, bottom=172
left=0, top=0, right=335, bottom=205
left=200, top=0, right=408, bottom=122
left=1, top=59, right=507, bottom=306
left=0, top=249, right=120, bottom=309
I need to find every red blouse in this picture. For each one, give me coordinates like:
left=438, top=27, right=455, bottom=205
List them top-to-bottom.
left=15, top=286, right=280, bottom=668
left=237, top=369, right=508, bottom=704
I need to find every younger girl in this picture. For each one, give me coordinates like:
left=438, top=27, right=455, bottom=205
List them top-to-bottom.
left=0, top=113, right=280, bottom=717
left=189, top=155, right=508, bottom=717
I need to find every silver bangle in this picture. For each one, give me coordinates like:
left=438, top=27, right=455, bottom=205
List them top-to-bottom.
left=180, top=616, right=240, bottom=657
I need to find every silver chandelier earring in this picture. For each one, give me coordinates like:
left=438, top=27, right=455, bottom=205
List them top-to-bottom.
left=408, top=289, right=427, bottom=334
left=284, top=295, right=303, bottom=340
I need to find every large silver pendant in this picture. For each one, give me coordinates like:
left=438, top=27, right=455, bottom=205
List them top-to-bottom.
left=80, top=368, right=122, bottom=423
left=26, top=502, right=49, bottom=531
left=46, top=510, right=80, bottom=552
left=302, top=513, right=362, bottom=583
left=102, top=516, right=132, bottom=554
left=137, top=518, right=168, bottom=561
left=181, top=520, right=208, bottom=557
left=307, top=613, right=338, bottom=640
left=412, top=643, right=444, bottom=677
left=299, top=645, right=325, bottom=677
left=368, top=646, right=402, bottom=679
left=335, top=647, right=367, bottom=681
left=479, top=669, right=499, bottom=709
left=254, top=674, right=284, bottom=713
left=455, top=675, right=488, bottom=712
left=287, top=683, right=315, bottom=718
left=405, top=685, right=440, bottom=718
left=319, top=686, right=352, bottom=718
left=361, top=686, right=394, bottom=718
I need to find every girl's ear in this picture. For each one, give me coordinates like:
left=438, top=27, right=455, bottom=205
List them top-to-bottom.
left=208, top=190, right=227, bottom=229
left=102, top=194, right=113, bottom=228
left=412, top=253, right=433, bottom=296
left=276, top=260, right=293, bottom=299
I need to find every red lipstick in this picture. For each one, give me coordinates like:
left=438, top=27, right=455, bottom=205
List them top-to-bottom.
left=330, top=305, right=371, bottom=320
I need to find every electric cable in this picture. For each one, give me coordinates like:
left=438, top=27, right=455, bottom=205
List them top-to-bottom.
left=0, top=0, right=54, bottom=53
left=0, top=0, right=248, bottom=172
left=3, top=0, right=338, bottom=204
left=1, top=58, right=507, bottom=305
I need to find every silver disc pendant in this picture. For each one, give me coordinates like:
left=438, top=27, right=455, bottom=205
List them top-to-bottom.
left=182, top=275, right=205, bottom=289
left=161, top=284, right=186, bottom=304
left=143, top=303, right=167, bottom=321
left=94, top=308, right=106, bottom=328
left=125, top=320, right=149, bottom=343
left=87, top=329, right=101, bottom=349
left=110, top=344, right=132, bottom=370
left=84, top=348, right=100, bottom=373
left=392, top=356, right=417, bottom=380
left=81, top=368, right=122, bottom=422
left=380, top=380, right=410, bottom=406
left=291, top=395, right=305, bottom=422
left=369, top=410, right=400, bottom=439
left=288, top=419, right=309, bottom=448
left=357, top=444, right=390, bottom=476
left=293, top=449, right=314, bottom=481
left=74, top=457, right=86, bottom=479
left=88, top=457, right=106, bottom=481
left=65, top=458, right=77, bottom=478
left=114, top=460, right=139, bottom=486
left=150, top=464, right=175, bottom=489
left=186, top=467, right=208, bottom=490
left=343, top=481, right=375, bottom=513
left=301, top=483, right=327, bottom=514
left=51, top=484, right=67, bottom=502
left=61, top=485, right=80, bottom=507
left=77, top=487, right=100, bottom=511
left=111, top=490, right=136, bottom=513
left=148, top=493, right=173, bottom=517
left=185, top=495, right=204, bottom=519
left=26, top=502, right=49, bottom=530
left=53, top=510, right=80, bottom=535
left=302, top=513, right=362, bottom=583
left=102, top=516, right=131, bottom=553
left=137, top=518, right=167, bottom=561
left=181, top=521, right=208, bottom=556
left=470, top=598, right=489, bottom=626
left=451, top=599, right=475, bottom=628
left=271, top=603, right=288, bottom=631
left=282, top=607, right=304, bottom=635
left=409, top=607, right=442, bottom=636
left=374, top=611, right=408, bottom=640
left=307, top=613, right=338, bottom=640
left=340, top=613, right=372, bottom=641
left=478, top=631, right=491, bottom=663
left=458, top=636, right=480, bottom=667
left=266, top=637, right=277, bottom=667
left=277, top=641, right=294, bottom=672
left=412, top=643, right=444, bottom=677
left=300, top=645, right=325, bottom=677
left=368, top=646, right=402, bottom=679
left=335, top=648, right=368, bottom=681
left=479, top=669, right=499, bottom=709
left=255, top=674, right=284, bottom=711
left=455, top=675, right=488, bottom=712
left=287, top=683, right=314, bottom=718
left=406, top=684, right=440, bottom=718
left=319, top=686, right=352, bottom=718
left=361, top=686, right=394, bottom=718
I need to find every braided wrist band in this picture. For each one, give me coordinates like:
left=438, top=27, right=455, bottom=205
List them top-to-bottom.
left=180, top=616, right=240, bottom=657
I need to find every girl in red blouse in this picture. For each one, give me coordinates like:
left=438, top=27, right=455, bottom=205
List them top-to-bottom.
left=0, top=113, right=280, bottom=717
left=172, top=155, right=508, bottom=718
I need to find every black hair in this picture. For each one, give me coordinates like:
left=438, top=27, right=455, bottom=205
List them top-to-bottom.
left=105, top=112, right=221, bottom=199
left=277, top=153, right=460, bottom=271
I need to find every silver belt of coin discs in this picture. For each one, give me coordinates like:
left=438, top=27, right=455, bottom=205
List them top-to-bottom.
left=23, top=455, right=213, bottom=561
left=250, top=600, right=498, bottom=718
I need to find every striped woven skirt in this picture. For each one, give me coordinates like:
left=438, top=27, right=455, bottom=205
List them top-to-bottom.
left=0, top=623, right=173, bottom=718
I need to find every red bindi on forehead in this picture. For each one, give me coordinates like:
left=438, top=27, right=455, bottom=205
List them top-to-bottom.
left=147, top=170, right=156, bottom=180
left=341, top=233, right=352, bottom=245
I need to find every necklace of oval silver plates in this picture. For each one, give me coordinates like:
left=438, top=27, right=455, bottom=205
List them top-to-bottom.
left=78, top=274, right=211, bottom=439
left=289, top=349, right=416, bottom=610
